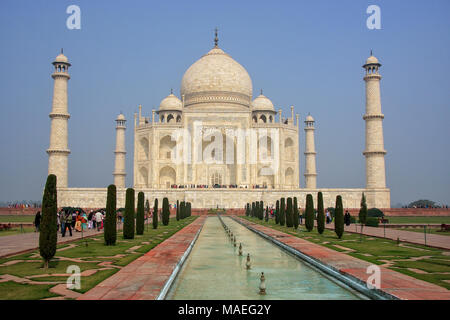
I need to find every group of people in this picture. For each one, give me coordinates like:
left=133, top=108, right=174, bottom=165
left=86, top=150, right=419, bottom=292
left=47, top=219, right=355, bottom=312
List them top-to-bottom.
left=54, top=209, right=106, bottom=237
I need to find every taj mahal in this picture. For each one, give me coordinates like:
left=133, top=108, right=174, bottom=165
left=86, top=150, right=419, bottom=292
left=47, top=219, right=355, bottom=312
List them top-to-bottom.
left=46, top=32, right=390, bottom=209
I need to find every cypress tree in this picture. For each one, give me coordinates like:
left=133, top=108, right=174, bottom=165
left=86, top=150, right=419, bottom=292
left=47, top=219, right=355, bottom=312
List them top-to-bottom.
left=39, top=174, right=58, bottom=269
left=104, top=184, right=117, bottom=245
left=123, top=188, right=135, bottom=239
left=136, top=192, right=145, bottom=235
left=317, top=192, right=325, bottom=234
left=359, top=193, right=368, bottom=232
left=305, top=194, right=314, bottom=232
left=335, top=195, right=344, bottom=239
left=162, top=197, right=170, bottom=226
left=286, top=197, right=293, bottom=227
left=293, top=197, right=299, bottom=229
left=152, top=198, right=158, bottom=229
left=279, top=198, right=285, bottom=226
left=145, top=199, right=150, bottom=229
left=176, top=200, right=180, bottom=221
left=275, top=200, right=280, bottom=224
left=181, top=201, right=185, bottom=219
left=259, top=201, right=264, bottom=220
left=187, top=202, right=191, bottom=217
left=251, top=202, right=255, bottom=218
left=246, top=203, right=250, bottom=217
left=265, top=206, right=269, bottom=222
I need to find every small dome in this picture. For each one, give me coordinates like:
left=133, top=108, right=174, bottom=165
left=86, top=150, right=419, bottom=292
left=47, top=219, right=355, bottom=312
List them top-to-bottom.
left=55, top=53, right=69, bottom=63
left=365, top=55, right=379, bottom=65
left=159, top=93, right=182, bottom=111
left=252, top=94, right=274, bottom=111
left=116, top=113, right=125, bottom=121
left=305, top=114, right=314, bottom=122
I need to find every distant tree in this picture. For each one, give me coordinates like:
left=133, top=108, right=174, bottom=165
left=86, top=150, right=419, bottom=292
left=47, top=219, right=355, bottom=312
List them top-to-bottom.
left=39, top=174, right=58, bottom=269
left=104, top=184, right=117, bottom=245
left=123, top=188, right=135, bottom=239
left=136, top=192, right=145, bottom=235
left=317, top=192, right=325, bottom=234
left=305, top=194, right=314, bottom=232
left=335, top=195, right=344, bottom=239
left=162, top=197, right=170, bottom=226
left=286, top=197, right=293, bottom=228
left=293, top=197, right=299, bottom=229
left=152, top=198, right=158, bottom=229
left=279, top=198, right=286, bottom=226
left=408, top=199, right=436, bottom=208
left=176, top=200, right=180, bottom=221
left=275, top=200, right=280, bottom=224
left=259, top=201, right=264, bottom=220
left=187, top=202, right=191, bottom=217
left=252, top=202, right=256, bottom=218
left=246, top=203, right=250, bottom=217
left=265, top=206, right=269, bottom=222
left=367, top=208, right=384, bottom=217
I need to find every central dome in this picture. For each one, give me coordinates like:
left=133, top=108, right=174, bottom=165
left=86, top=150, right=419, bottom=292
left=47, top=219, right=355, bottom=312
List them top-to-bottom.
left=180, top=47, right=253, bottom=108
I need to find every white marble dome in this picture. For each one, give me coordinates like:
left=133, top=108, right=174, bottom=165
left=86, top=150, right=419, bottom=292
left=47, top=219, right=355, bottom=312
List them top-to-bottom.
left=180, top=47, right=253, bottom=107
left=55, top=53, right=69, bottom=63
left=365, top=55, right=379, bottom=65
left=159, top=93, right=182, bottom=111
left=252, top=94, right=274, bottom=111
left=116, top=113, right=125, bottom=121
left=305, top=114, right=314, bottom=122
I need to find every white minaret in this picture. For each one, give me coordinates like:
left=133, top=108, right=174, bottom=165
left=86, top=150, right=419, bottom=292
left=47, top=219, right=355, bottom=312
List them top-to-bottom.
left=47, top=50, right=71, bottom=188
left=363, top=53, right=386, bottom=189
left=113, top=113, right=126, bottom=188
left=304, top=114, right=317, bottom=189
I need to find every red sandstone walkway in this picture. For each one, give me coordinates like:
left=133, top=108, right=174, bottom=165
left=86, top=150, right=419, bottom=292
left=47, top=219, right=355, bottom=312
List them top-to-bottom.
left=78, top=216, right=206, bottom=300
left=236, top=217, right=450, bottom=300
left=324, top=223, right=450, bottom=250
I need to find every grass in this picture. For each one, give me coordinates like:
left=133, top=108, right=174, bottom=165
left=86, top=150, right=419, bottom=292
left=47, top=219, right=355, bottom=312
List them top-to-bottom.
left=0, top=215, right=35, bottom=223
left=0, top=216, right=197, bottom=300
left=242, top=216, right=450, bottom=290
left=386, top=216, right=450, bottom=224
left=0, top=226, right=35, bottom=237
left=393, top=227, right=450, bottom=236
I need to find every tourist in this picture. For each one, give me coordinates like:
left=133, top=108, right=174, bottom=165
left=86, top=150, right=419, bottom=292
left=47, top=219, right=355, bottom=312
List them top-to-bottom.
left=59, top=210, right=65, bottom=234
left=71, top=210, right=77, bottom=229
left=88, top=210, right=94, bottom=229
left=95, top=210, right=103, bottom=231
left=326, top=210, right=330, bottom=224
left=344, top=210, right=351, bottom=226
left=33, top=211, right=41, bottom=232
left=62, top=211, right=73, bottom=237
left=81, top=211, right=88, bottom=231
left=299, top=211, right=303, bottom=225
left=75, top=214, right=82, bottom=232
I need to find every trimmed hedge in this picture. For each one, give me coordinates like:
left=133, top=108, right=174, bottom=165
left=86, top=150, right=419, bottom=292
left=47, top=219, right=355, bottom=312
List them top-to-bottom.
left=39, top=174, right=58, bottom=268
left=104, top=184, right=117, bottom=245
left=123, top=188, right=135, bottom=239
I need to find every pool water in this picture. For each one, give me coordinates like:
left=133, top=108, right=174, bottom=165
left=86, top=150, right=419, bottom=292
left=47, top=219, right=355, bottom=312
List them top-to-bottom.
left=166, top=217, right=362, bottom=300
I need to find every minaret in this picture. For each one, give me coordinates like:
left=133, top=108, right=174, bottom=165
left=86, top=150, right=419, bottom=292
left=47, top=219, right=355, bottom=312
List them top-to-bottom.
left=47, top=50, right=71, bottom=188
left=363, top=53, right=386, bottom=189
left=113, top=113, right=126, bottom=188
left=304, top=114, right=317, bottom=189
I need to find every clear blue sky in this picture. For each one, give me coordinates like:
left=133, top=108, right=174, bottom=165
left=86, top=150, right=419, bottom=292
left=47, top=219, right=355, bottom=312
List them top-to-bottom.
left=0, top=0, right=449, bottom=206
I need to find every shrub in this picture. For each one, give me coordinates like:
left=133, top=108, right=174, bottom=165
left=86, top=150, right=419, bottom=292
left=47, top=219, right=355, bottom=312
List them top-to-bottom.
left=39, top=174, right=58, bottom=268
left=104, top=184, right=117, bottom=245
left=123, top=188, right=135, bottom=239
left=136, top=192, right=145, bottom=235
left=317, top=192, right=325, bottom=234
left=359, top=193, right=368, bottom=225
left=305, top=194, right=314, bottom=232
left=334, top=195, right=344, bottom=239
left=162, top=197, right=170, bottom=226
left=293, top=197, right=299, bottom=229
left=152, top=198, right=158, bottom=229
left=279, top=198, right=286, bottom=226
left=286, top=198, right=293, bottom=227
left=275, top=200, right=280, bottom=224
left=367, top=208, right=384, bottom=218
left=365, top=217, right=379, bottom=227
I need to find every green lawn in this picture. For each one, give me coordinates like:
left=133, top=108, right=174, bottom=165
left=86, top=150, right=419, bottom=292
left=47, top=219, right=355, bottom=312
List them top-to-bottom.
left=0, top=215, right=35, bottom=223
left=0, top=216, right=197, bottom=300
left=242, top=216, right=450, bottom=290
left=386, top=216, right=450, bottom=224
left=0, top=226, right=35, bottom=237
left=393, top=227, right=450, bottom=237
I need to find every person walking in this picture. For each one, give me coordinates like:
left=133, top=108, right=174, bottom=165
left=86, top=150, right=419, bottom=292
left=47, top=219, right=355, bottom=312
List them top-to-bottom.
left=88, top=210, right=94, bottom=229
left=95, top=210, right=103, bottom=231
left=33, top=211, right=41, bottom=232
left=62, top=211, right=73, bottom=237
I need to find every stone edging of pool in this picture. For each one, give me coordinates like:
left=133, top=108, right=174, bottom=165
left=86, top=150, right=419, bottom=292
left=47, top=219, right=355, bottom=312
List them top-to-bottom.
left=232, top=216, right=450, bottom=300
left=156, top=221, right=204, bottom=300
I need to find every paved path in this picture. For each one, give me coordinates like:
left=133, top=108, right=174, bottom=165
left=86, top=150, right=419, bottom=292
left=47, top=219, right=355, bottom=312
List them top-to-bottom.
left=78, top=216, right=206, bottom=300
left=237, top=217, right=450, bottom=300
left=0, top=222, right=130, bottom=258
left=324, top=223, right=450, bottom=250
